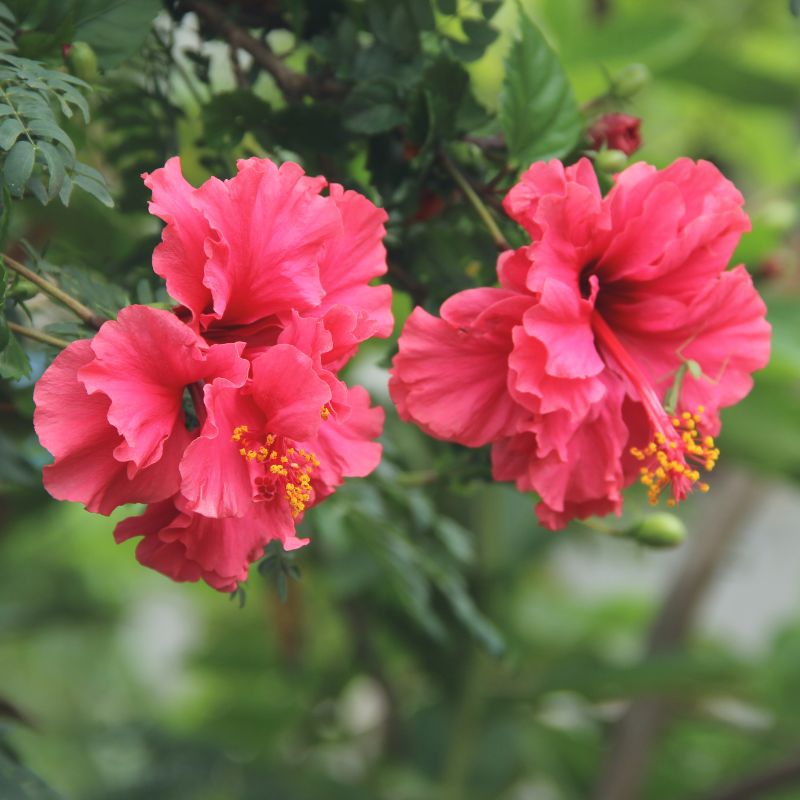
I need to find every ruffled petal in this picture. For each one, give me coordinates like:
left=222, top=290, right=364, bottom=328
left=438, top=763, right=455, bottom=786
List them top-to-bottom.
left=143, top=157, right=214, bottom=323
left=193, top=158, right=340, bottom=326
left=390, top=289, right=531, bottom=447
left=78, top=306, right=247, bottom=471
left=34, top=340, right=186, bottom=515
left=250, top=344, right=332, bottom=441
left=179, top=384, right=262, bottom=518
left=302, top=384, right=384, bottom=494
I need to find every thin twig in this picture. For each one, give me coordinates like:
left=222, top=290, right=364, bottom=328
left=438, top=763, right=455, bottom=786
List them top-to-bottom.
left=184, top=0, right=340, bottom=101
left=440, top=152, right=510, bottom=252
left=2, top=254, right=104, bottom=330
left=7, top=322, right=70, bottom=349
left=592, top=469, right=764, bottom=800
left=700, top=750, right=800, bottom=800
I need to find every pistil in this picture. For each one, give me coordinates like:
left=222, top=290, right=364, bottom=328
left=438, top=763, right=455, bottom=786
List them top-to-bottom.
left=591, top=312, right=718, bottom=507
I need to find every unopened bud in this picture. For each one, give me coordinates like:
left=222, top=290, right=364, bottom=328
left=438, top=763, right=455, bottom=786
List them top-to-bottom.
left=66, top=41, right=98, bottom=82
left=613, top=63, right=650, bottom=99
left=589, top=114, right=642, bottom=156
left=594, top=148, right=628, bottom=174
left=8, top=279, right=39, bottom=301
left=625, top=512, right=687, bottom=548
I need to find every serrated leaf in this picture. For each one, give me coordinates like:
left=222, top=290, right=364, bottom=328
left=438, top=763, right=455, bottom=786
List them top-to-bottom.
left=499, top=9, right=582, bottom=165
left=0, top=117, right=24, bottom=150
left=3, top=139, right=35, bottom=194
left=0, top=331, right=32, bottom=380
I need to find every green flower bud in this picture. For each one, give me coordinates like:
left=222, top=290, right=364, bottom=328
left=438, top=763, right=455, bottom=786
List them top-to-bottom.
left=66, top=41, right=98, bottom=83
left=612, top=63, right=650, bottom=99
left=594, top=148, right=628, bottom=174
left=8, top=279, right=39, bottom=301
left=625, top=512, right=687, bottom=548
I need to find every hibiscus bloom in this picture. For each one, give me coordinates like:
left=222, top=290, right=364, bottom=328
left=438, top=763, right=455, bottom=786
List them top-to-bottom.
left=143, top=157, right=393, bottom=369
left=390, top=158, right=770, bottom=529
left=34, top=305, right=385, bottom=591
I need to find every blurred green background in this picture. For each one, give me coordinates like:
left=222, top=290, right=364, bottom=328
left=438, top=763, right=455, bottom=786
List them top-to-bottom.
left=1, top=1, right=800, bottom=799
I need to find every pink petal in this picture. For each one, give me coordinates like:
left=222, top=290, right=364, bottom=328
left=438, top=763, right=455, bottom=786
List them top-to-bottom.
left=143, top=157, right=214, bottom=324
left=193, top=158, right=340, bottom=326
left=390, top=289, right=532, bottom=447
left=79, top=306, right=247, bottom=470
left=34, top=340, right=186, bottom=515
left=250, top=344, right=332, bottom=441
left=179, top=384, right=262, bottom=518
left=301, top=384, right=384, bottom=493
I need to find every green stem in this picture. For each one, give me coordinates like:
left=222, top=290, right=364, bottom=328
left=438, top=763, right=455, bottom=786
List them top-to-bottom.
left=441, top=152, right=510, bottom=252
left=2, top=254, right=104, bottom=330
left=7, top=321, right=70, bottom=349
left=578, top=518, right=625, bottom=538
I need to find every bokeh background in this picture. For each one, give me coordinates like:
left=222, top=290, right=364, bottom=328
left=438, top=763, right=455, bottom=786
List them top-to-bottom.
left=1, top=1, right=800, bottom=798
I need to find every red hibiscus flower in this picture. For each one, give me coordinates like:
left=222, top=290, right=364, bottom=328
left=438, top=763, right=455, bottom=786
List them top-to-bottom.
left=390, top=158, right=770, bottom=529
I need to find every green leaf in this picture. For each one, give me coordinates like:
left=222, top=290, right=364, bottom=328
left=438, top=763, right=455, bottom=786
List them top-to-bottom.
left=73, top=0, right=161, bottom=68
left=437, top=0, right=457, bottom=13
left=499, top=8, right=582, bottom=165
left=343, top=80, right=405, bottom=134
left=0, top=117, right=24, bottom=150
left=3, top=139, right=34, bottom=194
left=36, top=139, right=65, bottom=197
left=71, top=170, right=113, bottom=207
left=0, top=331, right=32, bottom=380
left=0, top=749, right=64, bottom=800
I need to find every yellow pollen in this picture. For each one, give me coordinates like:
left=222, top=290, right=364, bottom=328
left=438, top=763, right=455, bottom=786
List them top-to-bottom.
left=320, top=406, right=330, bottom=420
left=629, top=406, right=719, bottom=507
left=232, top=424, right=320, bottom=518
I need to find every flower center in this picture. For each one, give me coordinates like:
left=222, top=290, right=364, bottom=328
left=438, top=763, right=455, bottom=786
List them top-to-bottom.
left=590, top=312, right=719, bottom=507
left=630, top=408, right=719, bottom=506
left=231, top=425, right=320, bottom=518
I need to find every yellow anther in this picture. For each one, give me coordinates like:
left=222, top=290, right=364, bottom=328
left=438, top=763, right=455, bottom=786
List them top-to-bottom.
left=634, top=407, right=718, bottom=508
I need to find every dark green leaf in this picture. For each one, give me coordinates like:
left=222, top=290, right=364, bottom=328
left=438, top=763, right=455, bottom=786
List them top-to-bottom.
left=73, top=0, right=161, bottom=68
left=437, top=0, right=457, bottom=13
left=499, top=8, right=582, bottom=164
left=343, top=80, right=405, bottom=134
left=0, top=117, right=24, bottom=150
left=3, top=139, right=35, bottom=194
left=36, top=140, right=65, bottom=197
left=71, top=170, right=114, bottom=207
left=0, top=331, right=32, bottom=380
left=0, top=749, right=63, bottom=800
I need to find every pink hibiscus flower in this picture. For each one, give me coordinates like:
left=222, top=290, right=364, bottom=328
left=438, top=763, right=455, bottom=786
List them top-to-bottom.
left=143, top=156, right=393, bottom=369
left=390, top=158, right=770, bottom=529
left=34, top=303, right=385, bottom=591
left=34, top=305, right=249, bottom=515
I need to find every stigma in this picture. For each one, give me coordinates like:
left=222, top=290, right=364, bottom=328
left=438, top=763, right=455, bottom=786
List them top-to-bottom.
left=630, top=406, right=719, bottom=507
left=231, top=425, right=320, bottom=517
